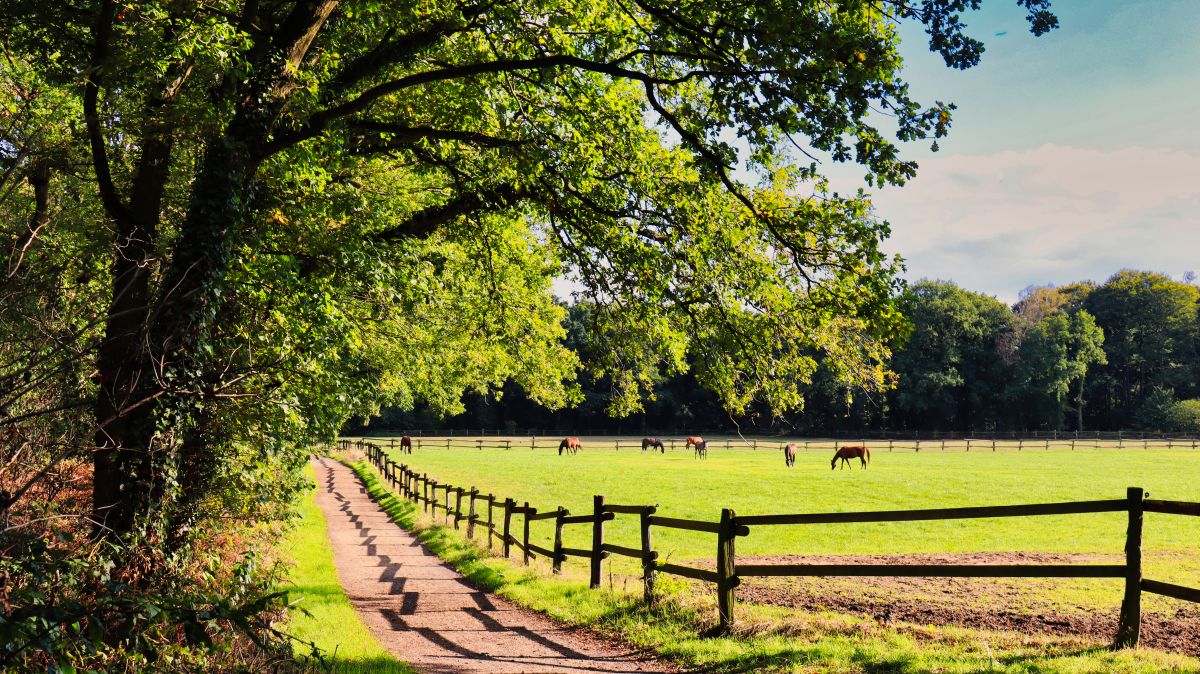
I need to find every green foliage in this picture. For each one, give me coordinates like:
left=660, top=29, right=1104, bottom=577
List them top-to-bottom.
left=0, top=0, right=1061, bottom=667
left=1085, top=271, right=1200, bottom=426
left=888, top=280, right=1014, bottom=430
left=1014, top=311, right=1106, bottom=430
left=1136, top=391, right=1200, bottom=434
left=0, top=536, right=293, bottom=672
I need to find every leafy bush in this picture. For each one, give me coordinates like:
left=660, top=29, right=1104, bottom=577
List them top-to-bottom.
left=1135, top=390, right=1200, bottom=433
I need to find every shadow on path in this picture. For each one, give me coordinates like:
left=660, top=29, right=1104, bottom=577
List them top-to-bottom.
left=312, top=457, right=677, bottom=674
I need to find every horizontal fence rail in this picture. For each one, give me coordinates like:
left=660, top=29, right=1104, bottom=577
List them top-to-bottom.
left=350, top=428, right=1200, bottom=442
left=342, top=433, right=1200, bottom=456
left=340, top=438, right=1200, bottom=649
left=734, top=500, right=1128, bottom=526
left=735, top=564, right=1128, bottom=578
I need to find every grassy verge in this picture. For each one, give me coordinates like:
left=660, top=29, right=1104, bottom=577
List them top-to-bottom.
left=348, top=458, right=1198, bottom=674
left=280, top=464, right=415, bottom=673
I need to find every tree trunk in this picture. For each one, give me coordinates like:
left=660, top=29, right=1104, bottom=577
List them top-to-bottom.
left=1076, top=376, right=1086, bottom=432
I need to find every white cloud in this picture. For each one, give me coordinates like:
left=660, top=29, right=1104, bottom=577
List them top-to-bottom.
left=872, top=144, right=1200, bottom=302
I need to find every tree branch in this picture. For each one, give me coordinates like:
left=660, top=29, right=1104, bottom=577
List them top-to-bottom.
left=83, top=0, right=129, bottom=223
left=345, top=119, right=524, bottom=154
left=373, top=184, right=528, bottom=241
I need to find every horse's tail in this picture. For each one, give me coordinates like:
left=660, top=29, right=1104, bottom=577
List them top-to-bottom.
left=865, top=447, right=871, bottom=463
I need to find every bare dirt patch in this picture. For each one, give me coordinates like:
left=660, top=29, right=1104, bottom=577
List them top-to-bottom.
left=735, top=552, right=1200, bottom=656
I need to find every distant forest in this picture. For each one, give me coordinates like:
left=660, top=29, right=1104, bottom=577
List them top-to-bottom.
left=364, top=270, right=1200, bottom=435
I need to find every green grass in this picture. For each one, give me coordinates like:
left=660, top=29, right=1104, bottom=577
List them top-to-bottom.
left=367, top=439, right=1200, bottom=631
left=374, top=442, right=1198, bottom=575
left=346, top=457, right=1200, bottom=674
left=279, top=465, right=415, bottom=673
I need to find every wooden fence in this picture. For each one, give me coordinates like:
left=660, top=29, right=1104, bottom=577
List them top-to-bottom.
left=359, top=429, right=1200, bottom=441
left=353, top=435, right=1200, bottom=455
left=345, top=439, right=1200, bottom=648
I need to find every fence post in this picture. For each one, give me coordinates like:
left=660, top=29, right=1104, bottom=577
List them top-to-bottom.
left=422, top=475, right=429, bottom=512
left=445, top=485, right=454, bottom=524
left=1115, top=486, right=1145, bottom=648
left=454, top=488, right=464, bottom=529
left=467, top=489, right=478, bottom=538
left=487, top=494, right=495, bottom=549
left=590, top=495, right=605, bottom=589
left=503, top=498, right=515, bottom=558
left=523, top=501, right=534, bottom=565
left=641, top=505, right=658, bottom=603
left=553, top=507, right=567, bottom=575
left=716, top=508, right=737, bottom=631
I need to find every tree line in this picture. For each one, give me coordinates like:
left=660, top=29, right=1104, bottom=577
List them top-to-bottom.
left=371, top=270, right=1200, bottom=435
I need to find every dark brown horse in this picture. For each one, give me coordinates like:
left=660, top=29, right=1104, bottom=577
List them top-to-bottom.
left=400, top=435, right=413, bottom=454
left=559, top=437, right=581, bottom=456
left=641, top=437, right=665, bottom=453
left=694, top=440, right=708, bottom=459
left=784, top=442, right=797, bottom=467
left=831, top=445, right=870, bottom=470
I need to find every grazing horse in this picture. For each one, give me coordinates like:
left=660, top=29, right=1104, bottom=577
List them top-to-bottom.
left=400, top=435, right=413, bottom=454
left=685, top=436, right=704, bottom=450
left=559, top=437, right=581, bottom=456
left=641, top=437, right=665, bottom=453
left=694, top=440, right=708, bottom=460
left=784, top=442, right=797, bottom=467
left=831, top=445, right=870, bottom=470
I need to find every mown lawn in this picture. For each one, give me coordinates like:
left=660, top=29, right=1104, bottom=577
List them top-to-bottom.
left=346, top=457, right=1200, bottom=674
left=280, top=464, right=415, bottom=673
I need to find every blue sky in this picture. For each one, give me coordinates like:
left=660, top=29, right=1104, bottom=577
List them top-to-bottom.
left=852, top=0, right=1200, bottom=302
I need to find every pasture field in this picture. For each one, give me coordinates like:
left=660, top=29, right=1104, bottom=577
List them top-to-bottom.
left=363, top=437, right=1200, bottom=637
left=342, top=446, right=1200, bottom=673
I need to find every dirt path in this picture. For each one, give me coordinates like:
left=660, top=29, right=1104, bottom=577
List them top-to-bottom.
left=311, top=457, right=678, bottom=674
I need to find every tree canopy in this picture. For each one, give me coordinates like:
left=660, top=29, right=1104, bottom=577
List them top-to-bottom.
left=0, top=0, right=1059, bottom=667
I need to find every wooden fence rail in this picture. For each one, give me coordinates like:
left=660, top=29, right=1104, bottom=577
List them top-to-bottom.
left=343, top=434, right=1200, bottom=455
left=345, top=439, right=1199, bottom=648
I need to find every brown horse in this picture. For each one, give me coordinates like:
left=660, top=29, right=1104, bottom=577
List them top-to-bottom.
left=400, top=435, right=413, bottom=454
left=685, top=436, right=704, bottom=450
left=559, top=437, right=581, bottom=456
left=641, top=437, right=665, bottom=453
left=694, top=440, right=708, bottom=459
left=784, top=442, right=797, bottom=467
left=831, top=445, right=870, bottom=470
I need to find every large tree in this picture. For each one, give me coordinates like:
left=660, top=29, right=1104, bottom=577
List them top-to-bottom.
left=0, top=0, right=1057, bottom=545
left=1084, top=270, right=1199, bottom=427
left=888, top=280, right=1014, bottom=430
left=1013, top=310, right=1105, bottom=431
